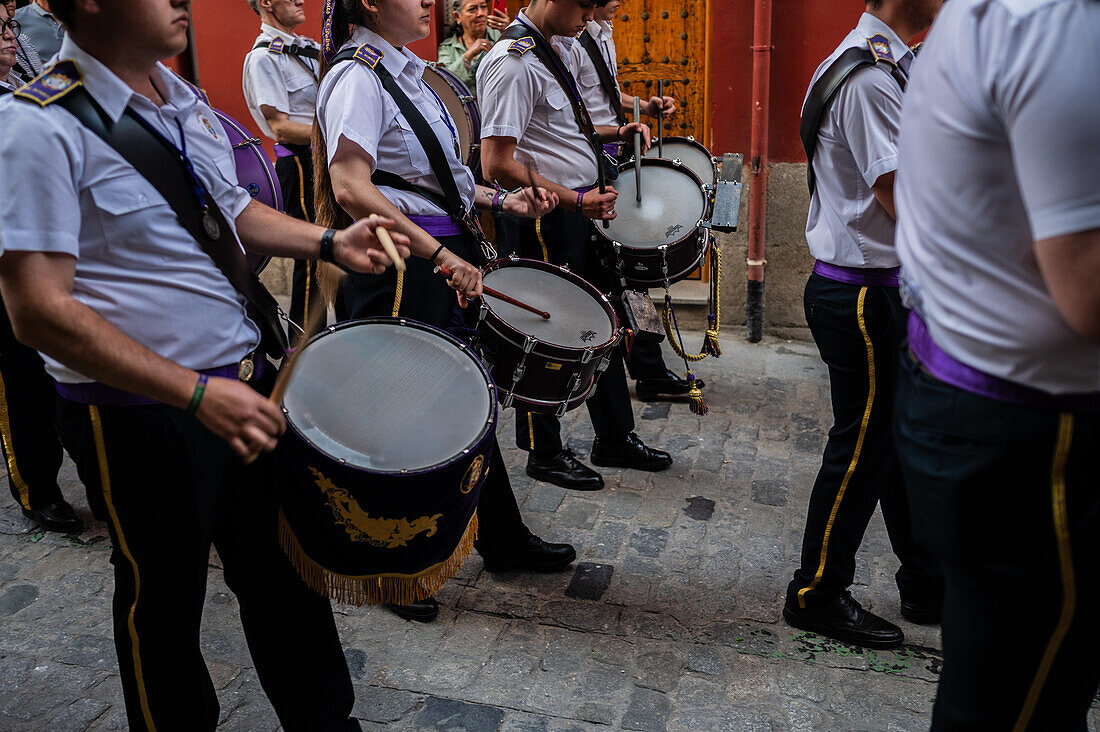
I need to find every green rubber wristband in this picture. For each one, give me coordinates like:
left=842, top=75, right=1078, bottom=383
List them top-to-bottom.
left=186, top=373, right=209, bottom=415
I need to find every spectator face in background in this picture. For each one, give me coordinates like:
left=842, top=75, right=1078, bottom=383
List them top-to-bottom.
left=453, top=0, right=489, bottom=40
left=2, top=2, right=15, bottom=19
left=0, top=4, right=18, bottom=82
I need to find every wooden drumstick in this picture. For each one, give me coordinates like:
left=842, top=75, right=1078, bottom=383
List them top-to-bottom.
left=657, top=80, right=664, bottom=159
left=633, top=96, right=643, bottom=203
left=593, top=132, right=610, bottom=230
left=376, top=225, right=406, bottom=273
left=437, top=265, right=551, bottom=319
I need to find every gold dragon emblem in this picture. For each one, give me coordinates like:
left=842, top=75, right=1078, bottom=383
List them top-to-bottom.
left=310, top=467, right=442, bottom=549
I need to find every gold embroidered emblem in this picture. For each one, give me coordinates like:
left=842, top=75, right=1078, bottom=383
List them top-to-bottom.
left=43, top=73, right=72, bottom=91
left=460, top=455, right=485, bottom=494
left=311, top=467, right=441, bottom=548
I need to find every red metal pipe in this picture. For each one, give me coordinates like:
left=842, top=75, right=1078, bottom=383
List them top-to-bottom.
left=746, top=0, right=772, bottom=342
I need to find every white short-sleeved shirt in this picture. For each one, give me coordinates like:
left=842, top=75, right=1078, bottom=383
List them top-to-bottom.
left=896, top=0, right=1100, bottom=394
left=477, top=12, right=599, bottom=190
left=804, top=13, right=912, bottom=269
left=568, top=20, right=621, bottom=127
left=242, top=24, right=320, bottom=140
left=317, top=26, right=475, bottom=217
left=0, top=37, right=259, bottom=384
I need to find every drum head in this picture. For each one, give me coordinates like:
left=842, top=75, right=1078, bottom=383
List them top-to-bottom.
left=422, top=66, right=473, bottom=168
left=645, top=138, right=715, bottom=184
left=601, top=161, right=706, bottom=249
left=482, top=265, right=614, bottom=349
left=283, top=321, right=494, bottom=473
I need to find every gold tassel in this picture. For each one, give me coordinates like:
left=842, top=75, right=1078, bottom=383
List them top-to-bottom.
left=702, top=317, right=722, bottom=358
left=687, top=373, right=708, bottom=416
left=277, top=509, right=479, bottom=607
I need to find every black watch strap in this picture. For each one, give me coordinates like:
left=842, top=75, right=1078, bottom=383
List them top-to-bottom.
left=319, top=228, right=338, bottom=263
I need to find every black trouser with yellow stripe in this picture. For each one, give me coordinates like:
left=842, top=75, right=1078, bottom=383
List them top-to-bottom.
left=276, top=147, right=325, bottom=344
left=496, top=208, right=635, bottom=458
left=787, top=274, right=941, bottom=609
left=0, top=294, right=65, bottom=512
left=895, top=353, right=1100, bottom=730
left=55, top=368, right=358, bottom=731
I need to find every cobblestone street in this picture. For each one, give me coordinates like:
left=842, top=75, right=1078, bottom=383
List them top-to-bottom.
left=2, top=332, right=1097, bottom=730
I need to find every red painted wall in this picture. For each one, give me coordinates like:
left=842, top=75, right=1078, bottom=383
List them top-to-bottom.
left=187, top=2, right=443, bottom=155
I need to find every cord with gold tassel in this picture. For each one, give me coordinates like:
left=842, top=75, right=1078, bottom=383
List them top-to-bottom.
left=663, top=238, right=722, bottom=363
left=663, top=291, right=708, bottom=416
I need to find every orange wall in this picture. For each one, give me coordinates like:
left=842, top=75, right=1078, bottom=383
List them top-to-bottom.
left=187, top=2, right=443, bottom=155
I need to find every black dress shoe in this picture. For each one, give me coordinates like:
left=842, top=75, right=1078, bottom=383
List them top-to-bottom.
left=635, top=370, right=707, bottom=401
left=590, top=432, right=672, bottom=471
left=526, top=449, right=604, bottom=490
left=21, top=500, right=83, bottom=534
left=480, top=534, right=577, bottom=573
left=783, top=592, right=904, bottom=649
left=384, top=596, right=439, bottom=623
left=900, top=597, right=943, bottom=625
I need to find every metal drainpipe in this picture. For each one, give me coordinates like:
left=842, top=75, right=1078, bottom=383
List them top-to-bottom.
left=746, top=0, right=772, bottom=342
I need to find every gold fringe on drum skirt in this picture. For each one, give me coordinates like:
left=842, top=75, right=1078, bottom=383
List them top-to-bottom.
left=277, top=508, right=479, bottom=607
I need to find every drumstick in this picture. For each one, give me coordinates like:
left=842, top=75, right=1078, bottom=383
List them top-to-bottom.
left=657, top=80, right=664, bottom=159
left=633, top=96, right=643, bottom=203
left=593, top=132, right=610, bottom=230
left=376, top=225, right=406, bottom=273
left=436, top=265, right=551, bottom=319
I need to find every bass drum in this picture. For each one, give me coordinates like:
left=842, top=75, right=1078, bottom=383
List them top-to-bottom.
left=422, top=64, right=482, bottom=179
left=212, top=108, right=281, bottom=274
left=644, top=135, right=717, bottom=185
left=594, top=158, right=710, bottom=289
left=277, top=318, right=496, bottom=606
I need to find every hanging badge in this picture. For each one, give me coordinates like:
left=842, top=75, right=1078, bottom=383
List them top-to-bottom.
left=203, top=212, right=222, bottom=240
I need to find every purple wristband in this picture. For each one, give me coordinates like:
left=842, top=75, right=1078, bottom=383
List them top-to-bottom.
left=577, top=190, right=585, bottom=213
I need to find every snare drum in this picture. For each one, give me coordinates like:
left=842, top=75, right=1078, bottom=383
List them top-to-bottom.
left=423, top=64, right=482, bottom=178
left=213, top=109, right=281, bottom=274
left=644, top=136, right=717, bottom=185
left=594, top=158, right=711, bottom=289
left=476, top=257, right=621, bottom=417
left=276, top=318, right=496, bottom=606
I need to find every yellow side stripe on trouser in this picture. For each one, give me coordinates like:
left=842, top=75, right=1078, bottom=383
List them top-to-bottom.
left=535, top=216, right=549, bottom=263
left=303, top=260, right=312, bottom=332
left=798, top=286, right=875, bottom=609
left=0, top=370, right=32, bottom=509
left=89, top=406, right=157, bottom=731
left=528, top=413, right=536, bottom=452
left=1014, top=413, right=1076, bottom=731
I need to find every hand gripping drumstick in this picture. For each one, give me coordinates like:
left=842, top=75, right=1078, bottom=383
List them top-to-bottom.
left=633, top=96, right=643, bottom=203
left=593, top=132, right=610, bottom=230
left=436, top=265, right=551, bottom=320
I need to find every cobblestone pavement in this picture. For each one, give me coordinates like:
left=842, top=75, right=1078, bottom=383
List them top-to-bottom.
left=2, top=333, right=1098, bottom=731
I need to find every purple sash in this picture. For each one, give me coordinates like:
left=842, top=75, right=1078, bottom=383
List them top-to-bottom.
left=274, top=143, right=310, bottom=159
left=408, top=214, right=463, bottom=238
left=813, top=260, right=900, bottom=288
left=907, top=312, right=1100, bottom=414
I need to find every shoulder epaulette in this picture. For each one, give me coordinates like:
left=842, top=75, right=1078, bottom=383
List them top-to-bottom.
left=867, top=34, right=896, bottom=66
left=268, top=37, right=285, bottom=55
left=508, top=37, right=536, bottom=55
left=352, top=43, right=384, bottom=69
left=14, top=60, right=83, bottom=107
left=169, top=70, right=210, bottom=105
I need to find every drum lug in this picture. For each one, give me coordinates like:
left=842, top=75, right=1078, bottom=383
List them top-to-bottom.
left=659, top=245, right=671, bottom=290
left=478, top=303, right=489, bottom=322
left=523, top=336, right=536, bottom=354
left=581, top=348, right=594, bottom=364
left=596, top=356, right=611, bottom=373
left=512, top=363, right=526, bottom=383
left=501, top=391, right=514, bottom=409
left=555, top=402, right=568, bottom=417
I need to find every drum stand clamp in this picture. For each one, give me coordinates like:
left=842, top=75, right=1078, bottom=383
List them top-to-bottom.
left=709, top=153, right=744, bottom=233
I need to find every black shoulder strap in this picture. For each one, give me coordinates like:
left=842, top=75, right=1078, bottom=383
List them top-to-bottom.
left=499, top=24, right=603, bottom=165
left=577, top=29, right=626, bottom=125
left=253, top=39, right=320, bottom=77
left=332, top=46, right=487, bottom=249
left=799, top=46, right=878, bottom=195
left=0, top=86, right=11, bottom=97
left=34, top=87, right=289, bottom=357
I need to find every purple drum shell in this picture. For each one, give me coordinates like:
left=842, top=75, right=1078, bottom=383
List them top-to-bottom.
left=212, top=109, right=280, bottom=274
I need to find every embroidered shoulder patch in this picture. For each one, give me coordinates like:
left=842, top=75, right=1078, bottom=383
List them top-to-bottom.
left=867, top=34, right=896, bottom=65
left=268, top=37, right=285, bottom=55
left=508, top=37, right=535, bottom=55
left=353, top=43, right=384, bottom=69
left=14, top=61, right=83, bottom=106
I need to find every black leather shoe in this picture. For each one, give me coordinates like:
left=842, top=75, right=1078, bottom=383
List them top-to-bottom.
left=635, top=370, right=707, bottom=401
left=590, top=432, right=672, bottom=471
left=526, top=449, right=604, bottom=490
left=21, top=500, right=83, bottom=534
left=480, top=534, right=577, bottom=573
left=783, top=592, right=904, bottom=649
left=384, top=596, right=439, bottom=623
left=900, top=597, right=943, bottom=625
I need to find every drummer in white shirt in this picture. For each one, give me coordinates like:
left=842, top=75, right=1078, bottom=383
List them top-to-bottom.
left=243, top=0, right=327, bottom=338
left=314, top=0, right=575, bottom=625
left=479, top=0, right=673, bottom=492
left=564, top=0, right=701, bottom=403
left=894, top=0, right=1100, bottom=726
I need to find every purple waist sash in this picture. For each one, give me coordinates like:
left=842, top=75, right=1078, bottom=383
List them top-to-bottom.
left=603, top=142, right=621, bottom=157
left=274, top=143, right=311, bottom=159
left=408, top=214, right=463, bottom=238
left=813, top=260, right=901, bottom=288
left=907, top=312, right=1100, bottom=415
left=56, top=358, right=266, bottom=408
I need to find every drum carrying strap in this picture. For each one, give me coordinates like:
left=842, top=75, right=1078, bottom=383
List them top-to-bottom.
left=577, top=29, right=627, bottom=126
left=253, top=39, right=321, bottom=77
left=800, top=45, right=905, bottom=195
left=331, top=46, right=494, bottom=259
left=20, top=79, right=289, bottom=358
